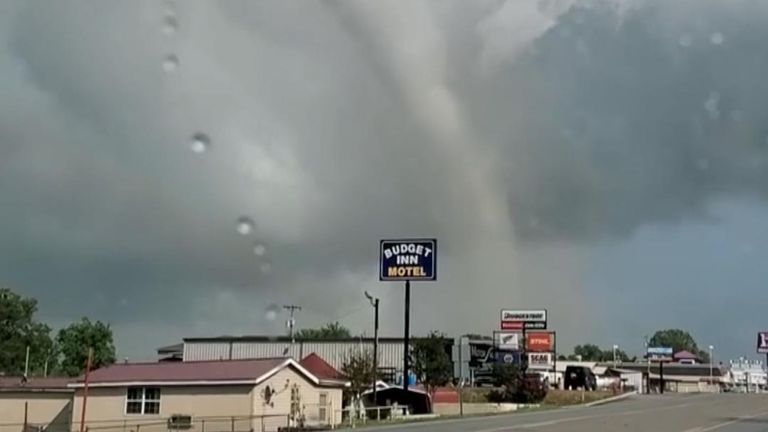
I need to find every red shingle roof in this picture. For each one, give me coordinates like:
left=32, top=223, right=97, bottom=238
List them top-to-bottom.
left=674, top=350, right=699, bottom=360
left=300, top=353, right=343, bottom=380
left=73, top=358, right=291, bottom=385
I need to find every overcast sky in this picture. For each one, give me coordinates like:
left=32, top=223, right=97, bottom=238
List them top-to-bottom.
left=2, top=0, right=768, bottom=361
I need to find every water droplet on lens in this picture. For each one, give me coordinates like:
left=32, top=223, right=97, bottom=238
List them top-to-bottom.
left=162, top=16, right=178, bottom=35
left=710, top=32, right=724, bottom=45
left=678, top=35, right=692, bottom=47
left=162, top=54, right=179, bottom=72
left=704, top=92, right=720, bottom=119
left=190, top=133, right=210, bottom=154
left=696, top=158, right=710, bottom=171
left=236, top=217, right=256, bottom=235
left=253, top=243, right=267, bottom=257
left=260, top=262, right=272, bottom=274
left=265, top=303, right=280, bottom=321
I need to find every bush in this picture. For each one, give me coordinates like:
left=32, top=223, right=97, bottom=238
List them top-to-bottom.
left=487, top=368, right=547, bottom=404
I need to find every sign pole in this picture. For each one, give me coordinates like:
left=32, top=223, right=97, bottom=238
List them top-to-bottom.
left=403, top=280, right=411, bottom=391
left=521, top=327, right=527, bottom=373
left=553, top=331, right=557, bottom=389
left=458, top=336, right=464, bottom=417
left=659, top=360, right=664, bottom=395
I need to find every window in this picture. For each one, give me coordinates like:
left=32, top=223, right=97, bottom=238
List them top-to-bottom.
left=125, top=387, right=161, bottom=415
left=318, top=392, right=328, bottom=422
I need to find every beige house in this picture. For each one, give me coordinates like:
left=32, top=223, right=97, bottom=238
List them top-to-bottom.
left=68, top=357, right=344, bottom=432
left=0, top=377, right=73, bottom=432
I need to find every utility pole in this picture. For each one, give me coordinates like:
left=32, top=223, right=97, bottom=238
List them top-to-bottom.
left=365, top=292, right=380, bottom=410
left=283, top=305, right=302, bottom=346
left=24, top=346, right=30, bottom=379
left=79, top=348, right=93, bottom=432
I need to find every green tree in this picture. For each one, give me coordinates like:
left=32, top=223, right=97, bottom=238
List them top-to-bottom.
left=0, top=288, right=55, bottom=376
left=56, top=318, right=116, bottom=377
left=296, top=322, right=352, bottom=339
left=649, top=329, right=709, bottom=362
left=411, top=331, right=452, bottom=395
left=570, top=344, right=632, bottom=362
left=573, top=344, right=603, bottom=361
left=340, top=349, right=375, bottom=400
left=600, top=349, right=632, bottom=362
left=487, top=364, right=547, bottom=404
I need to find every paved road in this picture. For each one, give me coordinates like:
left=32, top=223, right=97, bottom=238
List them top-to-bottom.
left=358, top=393, right=768, bottom=432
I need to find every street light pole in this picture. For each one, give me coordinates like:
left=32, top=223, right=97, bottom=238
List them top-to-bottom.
left=365, top=292, right=380, bottom=408
left=644, top=336, right=650, bottom=394
left=613, top=344, right=619, bottom=368
left=709, top=345, right=715, bottom=392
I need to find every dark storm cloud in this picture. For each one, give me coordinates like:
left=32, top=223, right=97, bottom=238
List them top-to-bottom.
left=1, top=0, right=767, bottom=355
left=472, top=0, right=768, bottom=242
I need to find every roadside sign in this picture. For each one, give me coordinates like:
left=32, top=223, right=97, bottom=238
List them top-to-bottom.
left=379, top=239, right=437, bottom=281
left=500, top=309, right=547, bottom=330
left=494, top=331, right=521, bottom=350
left=526, top=332, right=555, bottom=352
left=757, top=332, right=768, bottom=354
left=452, top=344, right=471, bottom=362
left=647, top=346, right=673, bottom=362
left=493, top=350, right=521, bottom=365
left=527, top=352, right=554, bottom=368
left=453, top=361, right=470, bottom=379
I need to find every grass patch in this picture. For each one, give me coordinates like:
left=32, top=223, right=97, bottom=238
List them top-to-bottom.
left=460, top=387, right=494, bottom=403
left=460, top=388, right=617, bottom=406
left=543, top=389, right=615, bottom=406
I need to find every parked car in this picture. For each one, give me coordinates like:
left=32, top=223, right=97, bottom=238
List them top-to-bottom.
left=564, top=366, right=597, bottom=391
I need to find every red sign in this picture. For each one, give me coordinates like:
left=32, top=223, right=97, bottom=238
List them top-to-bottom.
left=501, top=321, right=523, bottom=330
left=526, top=332, right=554, bottom=352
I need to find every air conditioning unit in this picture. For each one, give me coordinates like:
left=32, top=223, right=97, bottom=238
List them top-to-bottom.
left=167, top=414, right=192, bottom=430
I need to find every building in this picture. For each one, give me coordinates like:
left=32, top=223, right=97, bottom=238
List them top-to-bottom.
left=177, top=335, right=452, bottom=383
left=674, top=351, right=700, bottom=365
left=298, top=353, right=346, bottom=385
left=68, top=357, right=344, bottom=432
left=725, top=358, right=767, bottom=392
left=618, top=362, right=724, bottom=393
left=0, top=377, right=73, bottom=432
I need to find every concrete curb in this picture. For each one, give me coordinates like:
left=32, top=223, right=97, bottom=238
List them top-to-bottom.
left=583, top=391, right=637, bottom=407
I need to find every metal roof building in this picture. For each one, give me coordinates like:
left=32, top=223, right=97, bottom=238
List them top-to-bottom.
left=179, top=336, right=450, bottom=373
